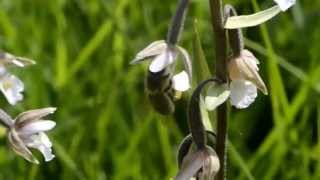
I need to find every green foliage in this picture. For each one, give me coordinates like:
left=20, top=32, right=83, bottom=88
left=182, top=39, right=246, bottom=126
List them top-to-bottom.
left=0, top=0, right=319, bottom=179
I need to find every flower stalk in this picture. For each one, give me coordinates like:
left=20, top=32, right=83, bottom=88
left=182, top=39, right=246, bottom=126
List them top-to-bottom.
left=166, top=0, right=189, bottom=46
left=209, top=0, right=228, bottom=179
left=225, top=5, right=243, bottom=57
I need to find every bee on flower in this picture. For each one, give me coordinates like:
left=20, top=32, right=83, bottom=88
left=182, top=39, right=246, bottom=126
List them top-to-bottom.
left=131, top=0, right=192, bottom=115
left=0, top=52, right=36, bottom=105
left=0, top=107, right=57, bottom=164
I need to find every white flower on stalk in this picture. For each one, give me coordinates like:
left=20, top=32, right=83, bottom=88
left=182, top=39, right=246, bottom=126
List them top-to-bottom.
left=131, top=40, right=192, bottom=92
left=228, top=49, right=268, bottom=109
left=0, top=52, right=36, bottom=105
left=0, top=107, right=57, bottom=164
left=175, top=146, right=220, bottom=180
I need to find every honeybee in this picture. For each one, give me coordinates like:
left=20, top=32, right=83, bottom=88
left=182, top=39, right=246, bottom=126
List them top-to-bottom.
left=131, top=40, right=192, bottom=115
left=146, top=67, right=176, bottom=115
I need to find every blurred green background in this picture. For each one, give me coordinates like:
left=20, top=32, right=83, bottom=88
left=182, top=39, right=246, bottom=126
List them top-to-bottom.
left=0, top=0, right=319, bottom=179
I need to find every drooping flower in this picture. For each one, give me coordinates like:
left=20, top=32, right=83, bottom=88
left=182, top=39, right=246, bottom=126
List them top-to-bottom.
left=131, top=40, right=192, bottom=93
left=228, top=49, right=267, bottom=109
left=0, top=52, right=36, bottom=105
left=0, top=107, right=57, bottom=164
left=175, top=146, right=220, bottom=180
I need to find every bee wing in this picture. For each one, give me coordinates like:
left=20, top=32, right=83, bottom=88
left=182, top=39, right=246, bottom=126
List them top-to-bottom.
left=130, top=40, right=167, bottom=64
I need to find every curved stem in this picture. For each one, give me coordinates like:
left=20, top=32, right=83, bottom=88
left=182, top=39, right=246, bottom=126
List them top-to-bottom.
left=166, top=0, right=189, bottom=46
left=209, top=0, right=228, bottom=179
left=188, top=78, right=220, bottom=150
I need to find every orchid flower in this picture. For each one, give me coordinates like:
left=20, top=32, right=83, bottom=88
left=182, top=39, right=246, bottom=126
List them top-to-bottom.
left=131, top=40, right=192, bottom=93
left=228, top=49, right=268, bottom=109
left=0, top=52, right=36, bottom=105
left=0, top=107, right=57, bottom=164
left=176, top=146, right=220, bottom=180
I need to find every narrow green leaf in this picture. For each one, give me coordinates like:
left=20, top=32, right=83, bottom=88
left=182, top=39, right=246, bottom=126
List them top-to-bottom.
left=224, top=5, right=281, bottom=29
left=192, top=19, right=211, bottom=84
left=204, top=83, right=230, bottom=111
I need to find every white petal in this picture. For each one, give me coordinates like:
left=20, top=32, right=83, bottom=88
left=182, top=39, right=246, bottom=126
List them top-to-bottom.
left=274, top=0, right=295, bottom=11
left=130, top=40, right=167, bottom=64
left=149, top=49, right=177, bottom=73
left=0, top=52, right=35, bottom=67
left=0, top=66, right=6, bottom=76
left=172, top=71, right=190, bottom=92
left=0, top=74, right=24, bottom=105
left=230, top=80, right=257, bottom=109
left=204, top=83, right=230, bottom=111
left=15, top=107, right=57, bottom=124
left=18, top=120, right=56, bottom=135
left=25, top=133, right=55, bottom=162
left=201, top=148, right=220, bottom=179
left=175, top=150, right=208, bottom=180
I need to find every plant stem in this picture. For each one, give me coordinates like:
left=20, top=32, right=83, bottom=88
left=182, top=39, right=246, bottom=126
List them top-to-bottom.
left=166, top=0, right=189, bottom=46
left=209, top=0, right=228, bottom=179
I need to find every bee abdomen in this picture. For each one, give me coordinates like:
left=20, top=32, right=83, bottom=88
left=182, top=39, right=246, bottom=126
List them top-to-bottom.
left=148, top=93, right=175, bottom=115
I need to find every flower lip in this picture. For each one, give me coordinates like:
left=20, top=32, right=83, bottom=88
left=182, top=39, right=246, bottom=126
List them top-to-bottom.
left=172, top=71, right=190, bottom=92
left=229, top=80, right=258, bottom=109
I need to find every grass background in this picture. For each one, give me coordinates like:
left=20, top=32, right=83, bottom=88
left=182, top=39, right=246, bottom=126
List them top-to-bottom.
left=0, top=0, right=319, bottom=179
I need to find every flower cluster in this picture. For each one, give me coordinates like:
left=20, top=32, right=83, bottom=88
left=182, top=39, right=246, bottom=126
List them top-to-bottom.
left=132, top=0, right=297, bottom=179
left=0, top=51, right=57, bottom=164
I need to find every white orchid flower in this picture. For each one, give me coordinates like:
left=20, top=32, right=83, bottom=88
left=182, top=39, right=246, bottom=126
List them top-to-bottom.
left=131, top=40, right=192, bottom=92
left=228, top=49, right=268, bottom=109
left=0, top=52, right=36, bottom=105
left=0, top=107, right=57, bottom=164
left=175, top=146, right=220, bottom=180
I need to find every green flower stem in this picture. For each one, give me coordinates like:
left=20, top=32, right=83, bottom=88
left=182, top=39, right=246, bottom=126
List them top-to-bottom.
left=209, top=0, right=228, bottom=179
